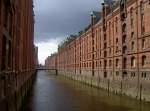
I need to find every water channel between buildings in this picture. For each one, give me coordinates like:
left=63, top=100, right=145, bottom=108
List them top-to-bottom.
left=22, top=71, right=150, bottom=111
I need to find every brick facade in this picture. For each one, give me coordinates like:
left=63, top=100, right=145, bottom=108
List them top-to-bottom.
left=0, top=0, right=36, bottom=110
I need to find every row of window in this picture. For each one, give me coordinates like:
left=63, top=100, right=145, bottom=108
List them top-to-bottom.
left=115, top=38, right=146, bottom=54
left=62, top=55, right=147, bottom=69
left=116, top=55, right=147, bottom=68
left=103, top=71, right=148, bottom=79
left=115, top=72, right=147, bottom=78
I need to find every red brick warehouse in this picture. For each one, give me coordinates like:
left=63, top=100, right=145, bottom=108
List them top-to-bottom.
left=0, top=0, right=37, bottom=110
left=45, top=0, right=150, bottom=102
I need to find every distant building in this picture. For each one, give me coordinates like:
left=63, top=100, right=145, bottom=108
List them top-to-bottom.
left=45, top=53, right=57, bottom=69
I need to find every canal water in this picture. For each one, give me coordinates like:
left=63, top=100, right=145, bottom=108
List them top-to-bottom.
left=23, top=71, right=150, bottom=111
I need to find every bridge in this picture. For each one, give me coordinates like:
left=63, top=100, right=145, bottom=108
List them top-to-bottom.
left=36, top=68, right=58, bottom=75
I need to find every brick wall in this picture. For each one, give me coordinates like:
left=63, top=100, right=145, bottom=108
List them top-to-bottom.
left=0, top=0, right=35, bottom=102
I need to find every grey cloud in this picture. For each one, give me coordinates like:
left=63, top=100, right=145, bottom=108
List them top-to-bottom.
left=34, top=0, right=102, bottom=43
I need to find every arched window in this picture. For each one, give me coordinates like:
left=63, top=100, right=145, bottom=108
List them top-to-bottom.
left=142, top=55, right=146, bottom=66
left=131, top=56, right=136, bottom=67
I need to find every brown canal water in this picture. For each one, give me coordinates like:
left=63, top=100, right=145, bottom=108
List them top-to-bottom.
left=23, top=71, right=150, bottom=111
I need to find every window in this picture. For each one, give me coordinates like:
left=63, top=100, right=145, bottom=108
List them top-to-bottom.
left=120, top=0, right=125, bottom=11
left=0, top=1, right=1, bottom=25
left=140, top=1, right=145, bottom=34
left=3, top=3, right=8, bottom=27
left=130, top=8, right=134, bottom=28
left=8, top=12, right=13, bottom=35
left=115, top=17, right=118, bottom=33
left=109, top=22, right=111, bottom=36
left=122, top=23, right=126, bottom=33
left=131, top=32, right=134, bottom=38
left=104, top=34, right=106, bottom=40
left=123, top=35, right=126, bottom=43
left=2, top=36, right=6, bottom=70
left=116, top=38, right=118, bottom=44
left=142, top=39, right=145, bottom=49
left=7, top=41, right=11, bottom=68
left=131, top=42, right=135, bottom=50
left=104, top=43, right=107, bottom=49
left=116, top=46, right=119, bottom=53
left=123, top=46, right=127, bottom=54
left=109, top=48, right=111, bottom=55
left=104, top=51, right=107, bottom=57
left=142, top=55, right=146, bottom=66
left=131, top=56, right=136, bottom=67
left=123, top=57, right=127, bottom=69
left=116, top=59, right=119, bottom=67
left=104, top=60, right=107, bottom=68
left=109, top=60, right=112, bottom=67
left=96, top=61, right=98, bottom=68
left=100, top=61, right=101, bottom=67
left=92, top=71, right=94, bottom=76
left=116, top=71, right=119, bottom=76
left=123, top=71, right=127, bottom=77
left=104, top=72, right=107, bottom=78
left=131, top=72, right=135, bottom=77
left=141, top=72, right=147, bottom=78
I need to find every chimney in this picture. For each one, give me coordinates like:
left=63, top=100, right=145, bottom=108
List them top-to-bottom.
left=90, top=12, right=96, bottom=26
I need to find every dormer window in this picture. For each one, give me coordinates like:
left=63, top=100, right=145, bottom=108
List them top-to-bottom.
left=120, top=0, right=126, bottom=11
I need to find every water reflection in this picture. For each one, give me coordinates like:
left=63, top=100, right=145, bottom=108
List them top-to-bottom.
left=23, top=71, right=150, bottom=111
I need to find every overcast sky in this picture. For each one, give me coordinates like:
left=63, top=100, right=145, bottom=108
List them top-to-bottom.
left=34, top=0, right=102, bottom=65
